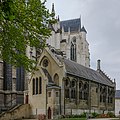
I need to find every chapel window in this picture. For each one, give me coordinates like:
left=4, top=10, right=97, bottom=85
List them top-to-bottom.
left=70, top=37, right=76, bottom=62
left=42, top=59, right=49, bottom=67
left=54, top=73, right=59, bottom=86
left=32, top=77, right=42, bottom=95
left=36, top=77, right=38, bottom=94
left=39, top=77, right=42, bottom=94
left=33, top=78, right=35, bottom=95
left=65, top=78, right=70, bottom=87
left=71, top=79, right=76, bottom=99
left=71, top=80, right=76, bottom=88
left=79, top=82, right=83, bottom=89
left=84, top=82, right=88, bottom=90
left=65, top=89, right=69, bottom=98
left=71, top=89, right=76, bottom=99
left=79, top=91, right=82, bottom=99
left=84, top=92, right=88, bottom=100
left=100, top=95, right=102, bottom=102
left=103, top=95, right=106, bottom=103
left=110, top=97, right=113, bottom=103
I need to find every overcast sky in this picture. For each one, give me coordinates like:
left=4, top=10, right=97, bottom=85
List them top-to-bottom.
left=45, top=0, right=120, bottom=90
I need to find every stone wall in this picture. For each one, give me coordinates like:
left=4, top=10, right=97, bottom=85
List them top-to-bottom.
left=0, top=104, right=30, bottom=120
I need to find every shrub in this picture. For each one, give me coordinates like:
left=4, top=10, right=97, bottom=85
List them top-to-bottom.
left=80, top=112, right=87, bottom=118
left=91, top=112, right=99, bottom=118
left=107, top=112, right=115, bottom=118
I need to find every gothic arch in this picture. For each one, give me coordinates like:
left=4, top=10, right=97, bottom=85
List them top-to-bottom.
left=70, top=37, right=76, bottom=61
left=53, top=73, right=59, bottom=86
left=65, top=77, right=70, bottom=87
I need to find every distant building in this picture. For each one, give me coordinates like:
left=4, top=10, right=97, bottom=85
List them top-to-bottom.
left=115, top=90, right=120, bottom=116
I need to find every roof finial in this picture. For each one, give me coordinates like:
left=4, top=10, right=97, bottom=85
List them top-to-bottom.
left=51, top=3, right=55, bottom=18
left=52, top=3, right=55, bottom=14
left=58, top=15, right=60, bottom=21
left=80, top=15, right=81, bottom=29
left=114, top=78, right=116, bottom=83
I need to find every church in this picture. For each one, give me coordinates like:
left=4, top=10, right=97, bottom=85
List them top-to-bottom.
left=0, top=4, right=115, bottom=120
left=27, top=4, right=115, bottom=119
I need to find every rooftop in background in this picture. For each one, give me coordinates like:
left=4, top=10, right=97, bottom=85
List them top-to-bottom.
left=60, top=18, right=81, bottom=32
left=115, top=90, right=120, bottom=99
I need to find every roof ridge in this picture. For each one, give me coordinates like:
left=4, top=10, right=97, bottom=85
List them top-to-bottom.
left=60, top=18, right=80, bottom=22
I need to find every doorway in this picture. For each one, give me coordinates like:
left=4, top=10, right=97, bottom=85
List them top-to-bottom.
left=48, top=107, right=51, bottom=119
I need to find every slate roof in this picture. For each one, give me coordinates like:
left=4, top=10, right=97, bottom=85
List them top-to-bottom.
left=60, top=18, right=81, bottom=32
left=81, top=26, right=87, bottom=33
left=57, top=56, right=114, bottom=87
left=115, top=90, right=120, bottom=99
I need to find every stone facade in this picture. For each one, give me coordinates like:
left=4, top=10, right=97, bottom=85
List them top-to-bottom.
left=0, top=4, right=116, bottom=120
left=46, top=17, right=90, bottom=68
left=28, top=48, right=115, bottom=119
left=0, top=60, right=24, bottom=112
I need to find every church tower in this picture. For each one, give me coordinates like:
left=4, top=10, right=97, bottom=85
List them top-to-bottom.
left=46, top=4, right=90, bottom=67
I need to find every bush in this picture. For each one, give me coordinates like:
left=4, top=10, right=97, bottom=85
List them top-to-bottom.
left=80, top=112, right=87, bottom=118
left=91, top=112, right=99, bottom=118
left=107, top=112, right=115, bottom=118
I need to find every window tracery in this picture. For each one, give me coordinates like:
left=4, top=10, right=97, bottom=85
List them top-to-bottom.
left=70, top=37, right=76, bottom=61
left=32, top=77, right=42, bottom=95
left=79, top=81, right=89, bottom=100
left=100, top=86, right=106, bottom=103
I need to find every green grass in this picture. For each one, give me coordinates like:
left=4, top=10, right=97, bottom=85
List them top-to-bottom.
left=58, top=118, right=86, bottom=120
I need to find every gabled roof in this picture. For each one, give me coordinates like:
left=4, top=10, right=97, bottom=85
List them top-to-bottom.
left=60, top=18, right=81, bottom=32
left=57, top=56, right=114, bottom=87
left=115, top=90, right=120, bottom=99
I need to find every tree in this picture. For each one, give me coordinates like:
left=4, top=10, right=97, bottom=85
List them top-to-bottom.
left=0, top=0, right=54, bottom=71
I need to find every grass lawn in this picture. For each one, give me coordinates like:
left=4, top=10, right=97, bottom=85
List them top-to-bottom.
left=58, top=118, right=86, bottom=120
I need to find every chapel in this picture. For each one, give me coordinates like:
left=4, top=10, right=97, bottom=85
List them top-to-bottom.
left=0, top=4, right=115, bottom=120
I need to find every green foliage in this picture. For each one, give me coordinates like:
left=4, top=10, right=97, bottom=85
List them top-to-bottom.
left=0, top=0, right=54, bottom=71
left=80, top=112, right=87, bottom=118
left=91, top=112, right=99, bottom=118
left=107, top=112, right=115, bottom=118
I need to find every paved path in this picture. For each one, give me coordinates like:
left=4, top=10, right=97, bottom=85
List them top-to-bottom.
left=22, top=118, right=119, bottom=120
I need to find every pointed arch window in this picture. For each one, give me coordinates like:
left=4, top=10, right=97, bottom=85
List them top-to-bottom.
left=70, top=37, right=76, bottom=61
left=54, top=73, right=59, bottom=86
left=32, top=77, right=42, bottom=95
left=33, top=78, right=35, bottom=95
